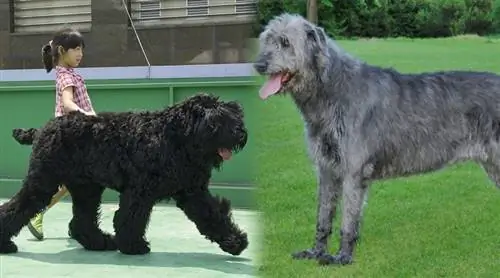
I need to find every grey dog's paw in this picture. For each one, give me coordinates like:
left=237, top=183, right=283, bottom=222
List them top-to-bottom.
left=291, top=248, right=324, bottom=260
left=317, top=253, right=353, bottom=266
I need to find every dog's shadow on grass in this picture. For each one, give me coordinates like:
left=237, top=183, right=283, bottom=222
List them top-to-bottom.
left=12, top=240, right=255, bottom=276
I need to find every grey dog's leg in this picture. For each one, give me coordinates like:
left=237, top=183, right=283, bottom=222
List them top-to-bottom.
left=481, top=161, right=500, bottom=189
left=292, top=165, right=341, bottom=260
left=318, top=174, right=368, bottom=265
left=338, top=183, right=369, bottom=245
left=353, top=185, right=370, bottom=240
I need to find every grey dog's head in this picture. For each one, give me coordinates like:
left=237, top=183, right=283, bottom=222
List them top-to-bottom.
left=254, top=13, right=330, bottom=99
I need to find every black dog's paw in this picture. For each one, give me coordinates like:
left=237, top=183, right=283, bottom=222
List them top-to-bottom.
left=70, top=226, right=117, bottom=252
left=219, top=233, right=248, bottom=256
left=80, top=234, right=118, bottom=252
left=101, top=234, right=118, bottom=251
left=118, top=239, right=151, bottom=255
left=0, top=240, right=18, bottom=254
left=291, top=248, right=324, bottom=260
left=317, top=253, right=353, bottom=266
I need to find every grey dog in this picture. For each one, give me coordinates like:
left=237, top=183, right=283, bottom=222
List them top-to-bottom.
left=254, top=13, right=500, bottom=265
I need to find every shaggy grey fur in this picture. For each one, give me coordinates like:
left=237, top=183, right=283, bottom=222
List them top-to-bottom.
left=254, top=13, right=500, bottom=265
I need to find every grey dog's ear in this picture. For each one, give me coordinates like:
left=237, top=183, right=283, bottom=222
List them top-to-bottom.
left=305, top=25, right=330, bottom=69
left=306, top=26, right=327, bottom=45
left=315, top=27, right=327, bottom=44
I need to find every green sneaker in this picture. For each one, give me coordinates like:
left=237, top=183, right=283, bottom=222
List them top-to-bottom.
left=27, top=212, right=44, bottom=240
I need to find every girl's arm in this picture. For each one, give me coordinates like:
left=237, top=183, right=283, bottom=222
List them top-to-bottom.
left=61, top=87, right=94, bottom=115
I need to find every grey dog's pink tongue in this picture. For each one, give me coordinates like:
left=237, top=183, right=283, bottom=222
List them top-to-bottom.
left=259, top=74, right=283, bottom=100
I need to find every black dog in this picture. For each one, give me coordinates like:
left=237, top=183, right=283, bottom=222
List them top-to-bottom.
left=0, top=93, right=249, bottom=256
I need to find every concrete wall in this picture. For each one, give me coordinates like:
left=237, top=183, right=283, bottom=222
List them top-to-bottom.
left=0, top=0, right=256, bottom=69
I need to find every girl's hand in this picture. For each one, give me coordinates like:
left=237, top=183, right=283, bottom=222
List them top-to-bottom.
left=79, top=109, right=96, bottom=116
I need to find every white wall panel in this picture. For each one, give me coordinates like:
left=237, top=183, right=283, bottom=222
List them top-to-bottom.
left=14, top=0, right=91, bottom=33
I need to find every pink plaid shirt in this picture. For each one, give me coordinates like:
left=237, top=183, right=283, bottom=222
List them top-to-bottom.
left=54, top=66, right=94, bottom=117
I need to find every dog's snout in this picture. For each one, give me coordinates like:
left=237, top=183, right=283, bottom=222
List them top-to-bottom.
left=254, top=55, right=269, bottom=74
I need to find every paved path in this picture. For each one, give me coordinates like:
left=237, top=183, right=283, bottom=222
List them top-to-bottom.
left=0, top=200, right=260, bottom=278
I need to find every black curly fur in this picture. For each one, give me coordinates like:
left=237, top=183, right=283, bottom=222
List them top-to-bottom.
left=0, top=93, right=249, bottom=256
left=12, top=128, right=38, bottom=145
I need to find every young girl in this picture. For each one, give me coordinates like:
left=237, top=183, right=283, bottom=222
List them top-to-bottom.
left=27, top=28, right=96, bottom=240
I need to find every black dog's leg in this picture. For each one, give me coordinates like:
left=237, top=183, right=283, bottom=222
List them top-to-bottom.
left=292, top=165, right=341, bottom=260
left=0, top=168, right=59, bottom=253
left=318, top=175, right=368, bottom=265
left=68, top=184, right=116, bottom=251
left=174, top=189, right=248, bottom=256
left=113, top=190, right=154, bottom=255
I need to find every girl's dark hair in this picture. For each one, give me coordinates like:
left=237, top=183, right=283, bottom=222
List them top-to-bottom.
left=42, top=28, right=85, bottom=73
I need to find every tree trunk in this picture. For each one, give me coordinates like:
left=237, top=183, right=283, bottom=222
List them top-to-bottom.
left=307, top=0, right=318, bottom=24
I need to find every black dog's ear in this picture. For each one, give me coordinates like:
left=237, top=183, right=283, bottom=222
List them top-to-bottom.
left=186, top=93, right=220, bottom=108
left=223, top=101, right=244, bottom=118
left=187, top=104, right=220, bottom=137
left=205, top=105, right=226, bottom=130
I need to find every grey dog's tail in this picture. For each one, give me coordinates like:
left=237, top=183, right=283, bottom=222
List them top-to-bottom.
left=12, top=128, right=38, bottom=145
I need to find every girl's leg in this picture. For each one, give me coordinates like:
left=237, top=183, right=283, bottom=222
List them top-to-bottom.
left=27, top=185, right=70, bottom=240
left=48, top=185, right=69, bottom=209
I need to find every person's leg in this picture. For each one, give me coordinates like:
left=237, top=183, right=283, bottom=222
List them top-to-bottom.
left=27, top=185, right=69, bottom=240
left=48, top=185, right=69, bottom=209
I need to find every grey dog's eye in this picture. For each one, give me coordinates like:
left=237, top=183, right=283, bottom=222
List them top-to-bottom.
left=280, top=37, right=289, bottom=48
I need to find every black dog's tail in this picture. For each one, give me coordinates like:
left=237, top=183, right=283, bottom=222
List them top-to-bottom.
left=12, top=128, right=39, bottom=145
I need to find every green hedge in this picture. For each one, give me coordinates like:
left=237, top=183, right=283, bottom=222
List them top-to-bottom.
left=255, top=0, right=500, bottom=38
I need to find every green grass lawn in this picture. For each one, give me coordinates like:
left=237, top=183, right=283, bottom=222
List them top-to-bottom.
left=254, top=36, right=500, bottom=277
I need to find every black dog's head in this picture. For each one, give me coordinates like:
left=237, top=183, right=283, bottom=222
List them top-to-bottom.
left=172, top=93, right=248, bottom=168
